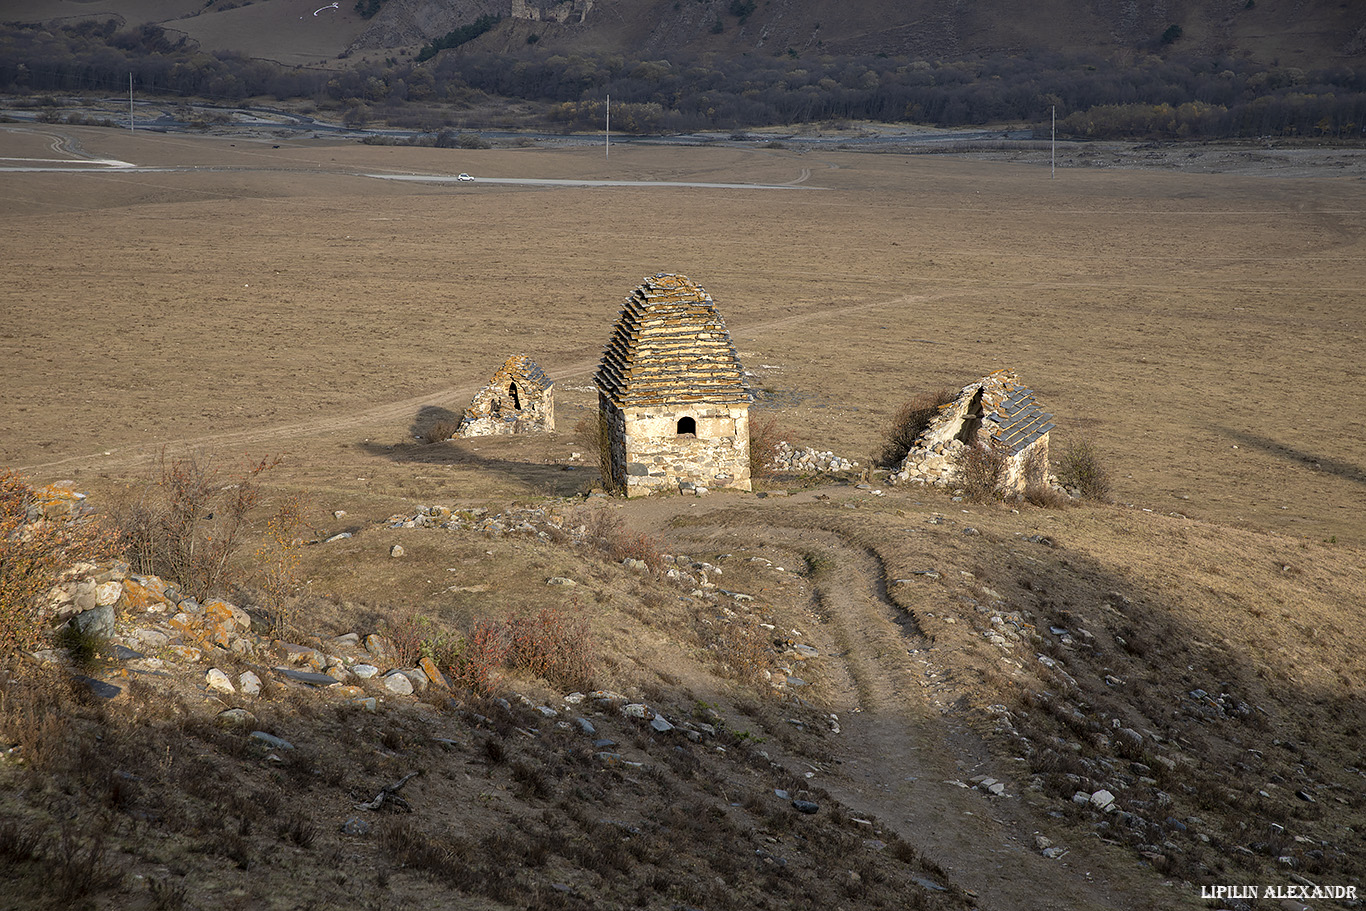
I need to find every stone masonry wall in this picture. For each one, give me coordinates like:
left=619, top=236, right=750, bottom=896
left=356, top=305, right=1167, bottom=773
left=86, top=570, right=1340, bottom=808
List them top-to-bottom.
left=619, top=404, right=751, bottom=496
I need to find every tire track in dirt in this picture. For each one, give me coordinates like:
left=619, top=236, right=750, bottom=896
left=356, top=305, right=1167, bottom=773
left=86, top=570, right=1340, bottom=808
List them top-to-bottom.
left=17, top=293, right=940, bottom=476
left=668, top=510, right=1151, bottom=911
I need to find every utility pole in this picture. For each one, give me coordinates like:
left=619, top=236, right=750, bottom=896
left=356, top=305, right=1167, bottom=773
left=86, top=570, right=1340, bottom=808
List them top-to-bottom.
left=129, top=73, right=134, bottom=132
left=605, top=93, right=610, bottom=159
left=1051, top=105, right=1055, bottom=179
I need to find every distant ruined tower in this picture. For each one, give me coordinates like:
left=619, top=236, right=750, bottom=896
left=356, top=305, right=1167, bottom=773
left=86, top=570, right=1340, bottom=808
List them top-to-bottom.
left=594, top=273, right=752, bottom=496
left=456, top=354, right=555, bottom=437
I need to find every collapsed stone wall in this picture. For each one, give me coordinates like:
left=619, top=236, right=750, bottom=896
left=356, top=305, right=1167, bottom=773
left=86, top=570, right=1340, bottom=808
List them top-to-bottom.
left=458, top=355, right=554, bottom=438
left=892, top=370, right=1055, bottom=495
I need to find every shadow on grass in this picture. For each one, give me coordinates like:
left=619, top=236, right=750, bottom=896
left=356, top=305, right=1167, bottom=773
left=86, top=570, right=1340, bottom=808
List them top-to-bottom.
left=1217, top=425, right=1366, bottom=487
left=357, top=433, right=597, bottom=499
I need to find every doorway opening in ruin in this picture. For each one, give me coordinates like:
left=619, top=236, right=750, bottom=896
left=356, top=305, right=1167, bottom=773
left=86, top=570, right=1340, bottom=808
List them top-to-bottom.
left=508, top=383, right=521, bottom=410
left=954, top=389, right=985, bottom=446
left=677, top=416, right=697, bottom=436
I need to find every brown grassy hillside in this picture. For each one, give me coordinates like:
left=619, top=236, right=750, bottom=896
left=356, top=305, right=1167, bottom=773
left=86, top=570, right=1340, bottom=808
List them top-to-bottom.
left=9, top=0, right=1365, bottom=69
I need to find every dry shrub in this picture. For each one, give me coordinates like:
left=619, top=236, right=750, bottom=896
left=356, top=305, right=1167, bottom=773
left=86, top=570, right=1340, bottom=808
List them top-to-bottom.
left=877, top=387, right=956, bottom=467
left=572, top=412, right=603, bottom=459
left=748, top=413, right=793, bottom=480
left=424, top=418, right=463, bottom=443
left=1055, top=439, right=1112, bottom=501
left=954, top=444, right=1007, bottom=502
left=1022, top=447, right=1069, bottom=507
left=121, top=451, right=277, bottom=600
left=0, top=471, right=121, bottom=654
left=256, top=493, right=308, bottom=637
left=583, top=509, right=662, bottom=573
left=383, top=605, right=428, bottom=668
left=506, top=607, right=594, bottom=691
left=444, top=608, right=595, bottom=694
left=446, top=618, right=509, bottom=695
left=711, top=618, right=772, bottom=685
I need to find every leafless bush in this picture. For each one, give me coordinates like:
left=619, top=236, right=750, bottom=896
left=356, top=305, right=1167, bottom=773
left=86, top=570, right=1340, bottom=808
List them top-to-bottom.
left=877, top=388, right=957, bottom=467
left=572, top=412, right=604, bottom=459
left=748, top=413, right=793, bottom=480
left=424, top=419, right=462, bottom=443
left=1055, top=439, right=1112, bottom=501
left=954, top=444, right=1007, bottom=502
left=1019, top=445, right=1064, bottom=507
left=121, top=451, right=278, bottom=600
left=256, top=493, right=308, bottom=638
left=582, top=509, right=662, bottom=573
left=506, top=607, right=595, bottom=691
left=710, top=618, right=772, bottom=686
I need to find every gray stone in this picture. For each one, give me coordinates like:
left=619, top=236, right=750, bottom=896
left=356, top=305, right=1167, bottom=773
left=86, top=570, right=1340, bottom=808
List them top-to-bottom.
left=325, top=532, right=352, bottom=543
left=389, top=544, right=405, bottom=558
left=546, top=576, right=577, bottom=587
left=94, top=581, right=122, bottom=606
left=72, top=604, right=115, bottom=639
left=130, top=628, right=169, bottom=649
left=330, top=633, right=360, bottom=648
left=364, top=634, right=391, bottom=661
left=277, top=642, right=326, bottom=670
left=352, top=664, right=379, bottom=679
left=273, top=666, right=340, bottom=687
left=205, top=668, right=235, bottom=694
left=395, top=668, right=428, bottom=692
left=239, top=671, right=262, bottom=696
left=383, top=672, right=414, bottom=695
left=73, top=675, right=120, bottom=699
left=622, top=703, right=652, bottom=719
left=216, top=708, right=256, bottom=728
left=650, top=716, right=674, bottom=733
left=575, top=717, right=596, bottom=735
left=250, top=731, right=294, bottom=751
left=1090, top=789, right=1116, bottom=811
left=791, top=800, right=819, bottom=814
left=341, top=816, right=370, bottom=836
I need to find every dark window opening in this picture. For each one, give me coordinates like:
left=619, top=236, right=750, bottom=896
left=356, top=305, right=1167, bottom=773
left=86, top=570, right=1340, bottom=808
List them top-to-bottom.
left=508, top=382, right=521, bottom=410
left=677, top=416, right=697, bottom=436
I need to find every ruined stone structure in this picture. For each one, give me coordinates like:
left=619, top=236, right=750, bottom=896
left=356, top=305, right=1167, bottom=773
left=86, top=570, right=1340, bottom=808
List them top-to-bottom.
left=594, top=273, right=752, bottom=496
left=457, top=355, right=554, bottom=438
left=893, top=370, right=1055, bottom=494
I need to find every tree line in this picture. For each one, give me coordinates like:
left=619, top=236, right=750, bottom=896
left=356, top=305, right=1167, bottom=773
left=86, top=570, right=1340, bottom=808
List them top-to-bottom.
left=1, top=18, right=1362, bottom=140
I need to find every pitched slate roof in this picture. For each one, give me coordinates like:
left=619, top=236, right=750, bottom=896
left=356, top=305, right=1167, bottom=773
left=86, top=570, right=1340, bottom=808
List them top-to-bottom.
left=595, top=273, right=752, bottom=409
left=489, top=354, right=552, bottom=395
left=981, top=370, right=1055, bottom=454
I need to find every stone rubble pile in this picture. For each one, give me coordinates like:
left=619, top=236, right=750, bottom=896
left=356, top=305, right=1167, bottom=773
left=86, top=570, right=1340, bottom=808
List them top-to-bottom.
left=769, top=441, right=858, bottom=473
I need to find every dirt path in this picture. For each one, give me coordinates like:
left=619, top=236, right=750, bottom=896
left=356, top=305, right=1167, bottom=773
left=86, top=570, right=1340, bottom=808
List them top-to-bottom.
left=657, top=502, right=1163, bottom=911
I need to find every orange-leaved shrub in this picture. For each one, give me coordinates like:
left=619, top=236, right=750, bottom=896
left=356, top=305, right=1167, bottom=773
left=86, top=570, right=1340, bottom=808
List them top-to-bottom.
left=1, top=471, right=120, bottom=655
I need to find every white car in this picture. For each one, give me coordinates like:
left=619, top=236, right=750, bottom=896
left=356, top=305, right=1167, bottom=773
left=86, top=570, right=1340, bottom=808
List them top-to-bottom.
left=457, top=173, right=473, bottom=181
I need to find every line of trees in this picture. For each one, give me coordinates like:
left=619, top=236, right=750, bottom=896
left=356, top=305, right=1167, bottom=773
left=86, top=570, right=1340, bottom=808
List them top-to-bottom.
left=0, top=19, right=1362, bottom=140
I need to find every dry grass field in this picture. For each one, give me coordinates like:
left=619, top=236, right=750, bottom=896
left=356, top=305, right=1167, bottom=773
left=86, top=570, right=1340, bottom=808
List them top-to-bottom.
left=2, top=123, right=1366, bottom=911
left=3, top=123, right=1364, bottom=543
